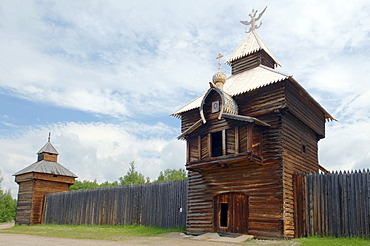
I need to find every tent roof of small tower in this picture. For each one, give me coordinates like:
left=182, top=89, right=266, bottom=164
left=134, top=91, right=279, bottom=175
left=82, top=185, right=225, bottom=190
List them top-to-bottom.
left=226, top=30, right=280, bottom=67
left=37, top=141, right=59, bottom=155
left=13, top=160, right=77, bottom=178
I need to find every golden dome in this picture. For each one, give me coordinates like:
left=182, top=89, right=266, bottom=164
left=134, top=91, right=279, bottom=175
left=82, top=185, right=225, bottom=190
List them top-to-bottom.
left=212, top=71, right=227, bottom=87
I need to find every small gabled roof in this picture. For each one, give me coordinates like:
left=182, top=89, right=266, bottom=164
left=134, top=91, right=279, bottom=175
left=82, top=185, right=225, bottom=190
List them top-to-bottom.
left=226, top=30, right=280, bottom=67
left=177, top=113, right=270, bottom=140
left=178, top=119, right=203, bottom=140
left=37, top=141, right=59, bottom=155
left=13, top=160, right=77, bottom=178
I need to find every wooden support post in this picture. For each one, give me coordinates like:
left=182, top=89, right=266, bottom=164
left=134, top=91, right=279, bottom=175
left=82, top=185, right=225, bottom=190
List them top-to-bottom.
left=247, top=125, right=253, bottom=152
left=235, top=126, right=239, bottom=154
left=222, top=130, right=226, bottom=156
left=208, top=133, right=212, bottom=157
left=198, top=135, right=201, bottom=160
left=186, top=139, right=190, bottom=163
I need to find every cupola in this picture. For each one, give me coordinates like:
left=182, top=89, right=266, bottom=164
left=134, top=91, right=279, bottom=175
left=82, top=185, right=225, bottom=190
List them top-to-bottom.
left=212, top=53, right=227, bottom=90
left=37, top=133, right=59, bottom=162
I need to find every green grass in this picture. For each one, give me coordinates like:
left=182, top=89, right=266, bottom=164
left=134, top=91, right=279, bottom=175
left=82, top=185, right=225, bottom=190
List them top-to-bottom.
left=0, top=224, right=184, bottom=241
left=293, top=236, right=370, bottom=246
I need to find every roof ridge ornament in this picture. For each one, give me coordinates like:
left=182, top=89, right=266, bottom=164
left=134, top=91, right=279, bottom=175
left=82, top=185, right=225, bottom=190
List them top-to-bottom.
left=240, top=6, right=267, bottom=33
left=48, top=132, right=51, bottom=142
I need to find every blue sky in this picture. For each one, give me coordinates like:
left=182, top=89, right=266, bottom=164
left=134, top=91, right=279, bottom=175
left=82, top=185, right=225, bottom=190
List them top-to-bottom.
left=1, top=0, right=369, bottom=197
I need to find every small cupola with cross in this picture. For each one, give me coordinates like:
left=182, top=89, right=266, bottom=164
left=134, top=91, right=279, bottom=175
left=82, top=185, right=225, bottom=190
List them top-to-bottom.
left=37, top=133, right=59, bottom=162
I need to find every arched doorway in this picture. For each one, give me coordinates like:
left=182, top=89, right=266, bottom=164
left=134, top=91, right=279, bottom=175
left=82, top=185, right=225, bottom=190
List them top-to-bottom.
left=214, top=192, right=249, bottom=234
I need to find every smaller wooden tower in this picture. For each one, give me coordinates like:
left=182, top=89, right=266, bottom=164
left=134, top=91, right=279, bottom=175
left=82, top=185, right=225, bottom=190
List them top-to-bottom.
left=13, top=136, right=77, bottom=225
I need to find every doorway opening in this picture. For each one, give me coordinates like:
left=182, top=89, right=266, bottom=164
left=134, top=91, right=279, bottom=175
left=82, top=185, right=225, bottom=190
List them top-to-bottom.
left=220, top=203, right=228, bottom=227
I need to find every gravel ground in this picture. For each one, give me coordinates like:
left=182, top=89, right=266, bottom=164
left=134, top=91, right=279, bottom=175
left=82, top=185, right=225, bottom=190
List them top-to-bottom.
left=0, top=223, right=300, bottom=246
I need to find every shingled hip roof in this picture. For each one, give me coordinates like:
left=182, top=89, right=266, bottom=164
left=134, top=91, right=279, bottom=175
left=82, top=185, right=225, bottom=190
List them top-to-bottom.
left=37, top=141, right=59, bottom=155
left=13, top=160, right=77, bottom=178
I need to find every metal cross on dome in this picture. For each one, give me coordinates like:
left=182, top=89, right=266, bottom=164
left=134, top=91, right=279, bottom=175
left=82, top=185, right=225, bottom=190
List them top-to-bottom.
left=240, top=6, right=267, bottom=33
left=216, top=53, right=223, bottom=71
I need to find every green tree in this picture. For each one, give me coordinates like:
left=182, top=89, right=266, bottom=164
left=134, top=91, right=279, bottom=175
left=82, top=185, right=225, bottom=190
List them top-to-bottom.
left=119, top=161, right=148, bottom=185
left=155, top=168, right=187, bottom=182
left=0, top=171, right=17, bottom=222
left=70, top=179, right=119, bottom=191
left=70, top=179, right=100, bottom=190
left=100, top=180, right=119, bottom=188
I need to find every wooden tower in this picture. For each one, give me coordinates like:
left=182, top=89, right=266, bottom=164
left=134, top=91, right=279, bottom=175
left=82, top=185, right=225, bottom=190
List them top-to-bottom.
left=172, top=9, right=334, bottom=239
left=13, top=137, right=77, bottom=225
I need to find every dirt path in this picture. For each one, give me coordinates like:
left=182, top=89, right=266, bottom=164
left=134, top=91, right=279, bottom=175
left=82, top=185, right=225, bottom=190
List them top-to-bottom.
left=0, top=223, right=300, bottom=246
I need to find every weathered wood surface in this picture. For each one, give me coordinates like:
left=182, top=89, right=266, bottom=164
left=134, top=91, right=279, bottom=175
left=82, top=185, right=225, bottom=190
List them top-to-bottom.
left=179, top=46, right=328, bottom=240
left=230, top=50, right=276, bottom=75
left=285, top=82, right=326, bottom=138
left=281, top=111, right=321, bottom=238
left=185, top=112, right=284, bottom=239
left=302, top=170, right=370, bottom=238
left=15, top=173, right=73, bottom=225
left=293, top=173, right=306, bottom=238
left=43, top=180, right=188, bottom=229
left=214, top=192, right=249, bottom=234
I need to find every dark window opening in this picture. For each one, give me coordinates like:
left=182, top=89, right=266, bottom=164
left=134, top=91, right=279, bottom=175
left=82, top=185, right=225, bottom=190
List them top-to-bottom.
left=211, top=131, right=222, bottom=157
left=302, top=144, right=307, bottom=154
left=220, top=203, right=228, bottom=227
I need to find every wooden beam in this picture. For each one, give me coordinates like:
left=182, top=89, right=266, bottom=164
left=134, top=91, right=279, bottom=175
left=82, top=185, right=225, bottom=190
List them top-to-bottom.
left=247, top=125, right=253, bottom=152
left=235, top=126, right=239, bottom=154
left=222, top=129, right=226, bottom=156
left=208, top=133, right=212, bottom=158
left=198, top=135, right=201, bottom=160
left=186, top=139, right=190, bottom=163
left=186, top=152, right=263, bottom=170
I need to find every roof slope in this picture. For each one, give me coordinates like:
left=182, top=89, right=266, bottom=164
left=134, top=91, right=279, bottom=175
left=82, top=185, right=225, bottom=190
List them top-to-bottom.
left=226, top=30, right=280, bottom=67
left=172, top=65, right=289, bottom=116
left=37, top=142, right=59, bottom=155
left=13, top=160, right=77, bottom=177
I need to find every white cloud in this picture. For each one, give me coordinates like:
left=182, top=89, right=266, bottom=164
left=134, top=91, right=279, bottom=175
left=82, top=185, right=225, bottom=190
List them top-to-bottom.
left=0, top=0, right=369, bottom=197
left=2, top=0, right=368, bottom=118
left=319, top=120, right=370, bottom=171
left=0, top=122, right=185, bottom=197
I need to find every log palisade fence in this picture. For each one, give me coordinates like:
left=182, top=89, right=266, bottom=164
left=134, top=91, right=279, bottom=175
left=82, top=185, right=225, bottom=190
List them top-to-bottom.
left=294, top=170, right=370, bottom=238
left=42, top=172, right=370, bottom=238
left=43, top=180, right=188, bottom=228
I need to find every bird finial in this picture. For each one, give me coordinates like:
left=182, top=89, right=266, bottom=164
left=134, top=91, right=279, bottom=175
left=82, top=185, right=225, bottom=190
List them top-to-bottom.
left=240, top=6, right=267, bottom=33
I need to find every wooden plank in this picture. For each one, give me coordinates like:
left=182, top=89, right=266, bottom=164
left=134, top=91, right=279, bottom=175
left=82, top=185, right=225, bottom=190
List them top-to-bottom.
left=235, top=126, right=239, bottom=154
left=222, top=129, right=226, bottom=156
left=207, top=133, right=211, bottom=159
left=198, top=135, right=201, bottom=160
left=43, top=180, right=189, bottom=229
